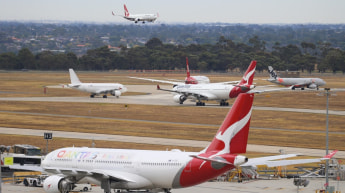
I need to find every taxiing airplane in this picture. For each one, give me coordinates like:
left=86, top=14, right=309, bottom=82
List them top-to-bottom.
left=112, top=4, right=158, bottom=24
left=156, top=60, right=258, bottom=106
left=267, top=66, right=326, bottom=90
left=68, top=69, right=127, bottom=98
left=39, top=93, right=337, bottom=193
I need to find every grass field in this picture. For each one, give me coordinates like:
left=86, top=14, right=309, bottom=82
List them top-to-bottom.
left=0, top=70, right=344, bottom=153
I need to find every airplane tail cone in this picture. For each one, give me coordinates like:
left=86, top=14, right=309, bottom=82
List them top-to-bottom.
left=205, top=93, right=254, bottom=154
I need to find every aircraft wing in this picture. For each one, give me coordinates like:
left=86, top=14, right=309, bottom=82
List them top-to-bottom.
left=129, top=76, right=183, bottom=85
left=157, top=85, right=216, bottom=100
left=93, top=88, right=119, bottom=94
left=242, top=150, right=337, bottom=168
left=91, top=169, right=152, bottom=185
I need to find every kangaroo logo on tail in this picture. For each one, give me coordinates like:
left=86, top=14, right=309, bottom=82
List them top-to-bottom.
left=124, top=4, right=130, bottom=17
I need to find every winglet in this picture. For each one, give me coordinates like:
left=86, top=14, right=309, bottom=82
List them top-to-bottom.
left=112, top=11, right=115, bottom=16
left=157, top=85, right=161, bottom=90
left=323, top=150, right=338, bottom=159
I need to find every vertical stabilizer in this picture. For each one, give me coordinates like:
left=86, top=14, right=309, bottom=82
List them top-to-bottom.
left=124, top=4, right=130, bottom=17
left=186, top=57, right=190, bottom=78
left=239, top=61, right=256, bottom=85
left=268, top=66, right=278, bottom=79
left=69, top=69, right=81, bottom=85
left=205, top=93, right=254, bottom=154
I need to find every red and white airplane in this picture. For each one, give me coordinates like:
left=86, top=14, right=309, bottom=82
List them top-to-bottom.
left=112, top=4, right=158, bottom=24
left=157, top=60, right=257, bottom=106
left=40, top=93, right=337, bottom=193
left=41, top=93, right=254, bottom=193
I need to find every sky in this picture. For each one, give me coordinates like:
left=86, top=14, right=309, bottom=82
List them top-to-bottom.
left=1, top=0, right=345, bottom=24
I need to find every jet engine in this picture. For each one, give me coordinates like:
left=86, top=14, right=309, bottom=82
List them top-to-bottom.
left=308, top=84, right=317, bottom=89
left=111, top=90, right=122, bottom=97
left=173, top=95, right=186, bottom=104
left=43, top=175, right=74, bottom=193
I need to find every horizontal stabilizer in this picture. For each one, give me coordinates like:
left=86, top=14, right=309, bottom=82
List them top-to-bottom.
left=190, top=155, right=233, bottom=165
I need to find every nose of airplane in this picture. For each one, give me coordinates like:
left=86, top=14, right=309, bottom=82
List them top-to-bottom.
left=121, top=85, right=128, bottom=93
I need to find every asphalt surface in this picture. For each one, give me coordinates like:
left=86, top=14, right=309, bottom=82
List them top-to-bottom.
left=2, top=178, right=345, bottom=193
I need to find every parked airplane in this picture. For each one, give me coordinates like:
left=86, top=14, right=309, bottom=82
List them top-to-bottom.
left=112, top=4, right=158, bottom=24
left=156, top=60, right=258, bottom=106
left=267, top=66, right=326, bottom=90
left=68, top=69, right=127, bottom=98
left=39, top=93, right=337, bottom=193
left=41, top=93, right=252, bottom=193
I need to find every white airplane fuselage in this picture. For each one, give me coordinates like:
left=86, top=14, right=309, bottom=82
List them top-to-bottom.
left=125, top=14, right=157, bottom=23
left=267, top=77, right=326, bottom=89
left=69, top=83, right=127, bottom=95
left=172, top=83, right=247, bottom=100
left=42, top=147, right=242, bottom=190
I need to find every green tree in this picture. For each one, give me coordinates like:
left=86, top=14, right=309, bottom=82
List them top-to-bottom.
left=17, top=48, right=35, bottom=69
left=0, top=52, right=17, bottom=69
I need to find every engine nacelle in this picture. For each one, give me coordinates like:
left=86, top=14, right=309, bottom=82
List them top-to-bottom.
left=308, top=84, right=317, bottom=89
left=111, top=90, right=121, bottom=97
left=173, top=95, right=186, bottom=104
left=43, top=175, right=73, bottom=193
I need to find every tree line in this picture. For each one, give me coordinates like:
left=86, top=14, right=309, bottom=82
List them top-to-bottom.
left=1, top=36, right=345, bottom=73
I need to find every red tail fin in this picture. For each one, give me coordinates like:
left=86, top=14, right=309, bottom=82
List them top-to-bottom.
left=124, top=4, right=130, bottom=17
left=186, top=57, right=190, bottom=78
left=239, top=60, right=256, bottom=85
left=205, top=93, right=254, bottom=154
left=324, top=150, right=338, bottom=159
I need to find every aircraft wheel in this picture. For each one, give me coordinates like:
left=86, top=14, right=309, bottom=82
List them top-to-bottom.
left=301, top=88, right=304, bottom=90
left=90, top=95, right=95, bottom=98
left=103, top=95, right=107, bottom=98
left=24, top=179, right=29, bottom=186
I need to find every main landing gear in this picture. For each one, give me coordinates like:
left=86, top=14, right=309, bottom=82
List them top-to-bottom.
left=220, top=100, right=229, bottom=106
left=196, top=101, right=205, bottom=106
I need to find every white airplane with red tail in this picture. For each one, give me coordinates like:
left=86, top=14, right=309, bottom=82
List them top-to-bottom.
left=112, top=4, right=158, bottom=24
left=157, top=60, right=257, bottom=106
left=17, top=92, right=336, bottom=193
left=42, top=93, right=254, bottom=193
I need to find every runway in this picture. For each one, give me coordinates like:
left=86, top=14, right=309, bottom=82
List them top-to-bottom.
left=0, top=85, right=344, bottom=115
left=2, top=178, right=345, bottom=193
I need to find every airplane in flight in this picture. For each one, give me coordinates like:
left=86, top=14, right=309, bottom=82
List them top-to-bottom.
left=112, top=4, right=158, bottom=24
left=156, top=60, right=258, bottom=106
left=267, top=66, right=326, bottom=90
left=67, top=69, right=127, bottom=98
left=39, top=93, right=337, bottom=193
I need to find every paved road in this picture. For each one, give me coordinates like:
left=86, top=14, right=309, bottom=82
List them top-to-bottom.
left=1, top=127, right=344, bottom=159
left=2, top=178, right=344, bottom=193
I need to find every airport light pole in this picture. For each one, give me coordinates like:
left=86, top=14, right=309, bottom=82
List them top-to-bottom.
left=321, top=88, right=330, bottom=191
left=325, top=88, right=330, bottom=191
left=0, top=152, right=2, bottom=193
